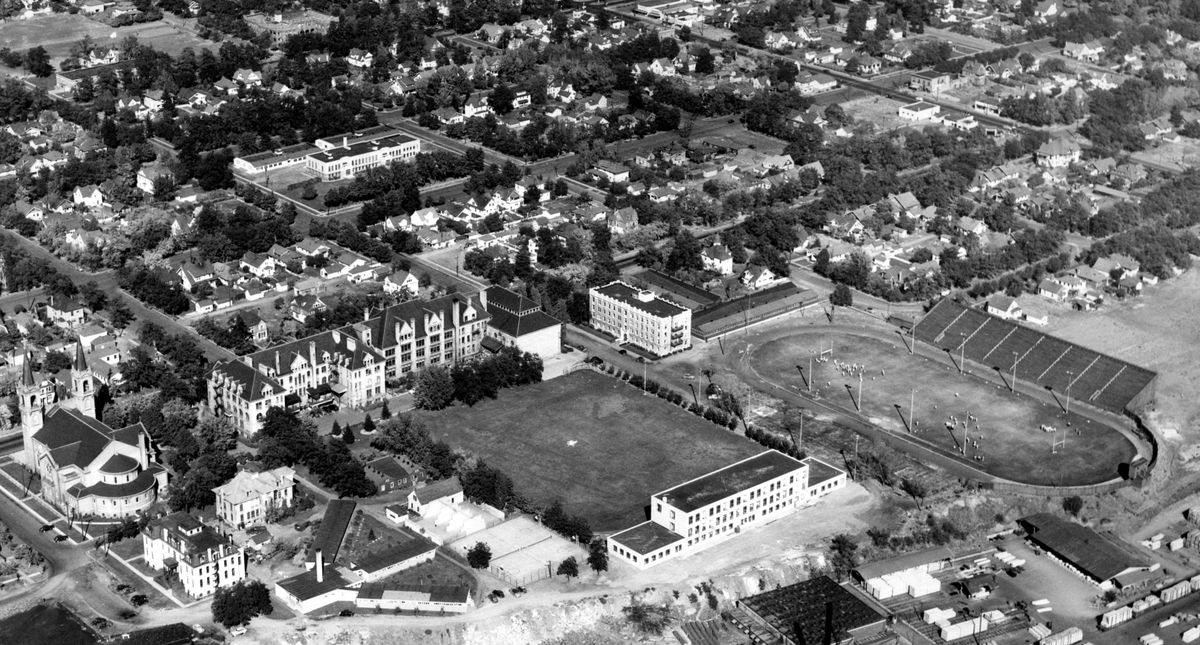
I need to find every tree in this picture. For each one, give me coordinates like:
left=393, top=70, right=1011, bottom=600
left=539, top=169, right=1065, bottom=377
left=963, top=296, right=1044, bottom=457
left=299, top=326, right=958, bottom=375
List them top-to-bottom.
left=845, top=3, right=870, bottom=43
left=23, top=46, right=52, bottom=77
left=694, top=48, right=715, bottom=75
left=488, top=83, right=516, bottom=115
left=78, top=281, right=108, bottom=311
left=830, top=283, right=853, bottom=307
left=414, top=367, right=455, bottom=410
left=380, top=401, right=391, bottom=419
left=361, top=413, right=375, bottom=434
left=330, top=420, right=341, bottom=438
left=342, top=424, right=355, bottom=444
left=900, top=477, right=928, bottom=509
left=1062, top=495, right=1083, bottom=517
left=867, top=526, right=891, bottom=547
left=829, top=533, right=859, bottom=580
left=587, top=538, right=608, bottom=574
left=467, top=542, right=492, bottom=569
left=556, top=556, right=579, bottom=579
left=211, top=580, right=273, bottom=627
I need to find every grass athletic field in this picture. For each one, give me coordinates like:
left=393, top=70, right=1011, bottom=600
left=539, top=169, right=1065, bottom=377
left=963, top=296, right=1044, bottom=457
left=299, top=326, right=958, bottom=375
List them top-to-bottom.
left=747, top=332, right=1138, bottom=486
left=420, top=370, right=762, bottom=532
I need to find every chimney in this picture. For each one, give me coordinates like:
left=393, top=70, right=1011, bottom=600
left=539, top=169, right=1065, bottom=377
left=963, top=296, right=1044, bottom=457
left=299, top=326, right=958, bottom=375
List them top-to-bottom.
left=342, top=136, right=348, bottom=149
left=479, top=288, right=488, bottom=311
left=452, top=299, right=461, bottom=327
left=363, top=307, right=370, bottom=322
left=394, top=321, right=401, bottom=343
left=331, top=329, right=341, bottom=344
left=309, top=341, right=317, bottom=369
left=274, top=351, right=280, bottom=374
left=315, top=549, right=324, bottom=582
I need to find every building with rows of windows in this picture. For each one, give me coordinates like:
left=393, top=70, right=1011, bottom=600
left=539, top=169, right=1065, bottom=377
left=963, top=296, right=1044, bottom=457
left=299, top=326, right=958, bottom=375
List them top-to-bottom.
left=305, top=134, right=421, bottom=181
left=588, top=281, right=691, bottom=357
left=206, top=294, right=487, bottom=437
left=608, top=450, right=846, bottom=569
left=143, top=513, right=246, bottom=599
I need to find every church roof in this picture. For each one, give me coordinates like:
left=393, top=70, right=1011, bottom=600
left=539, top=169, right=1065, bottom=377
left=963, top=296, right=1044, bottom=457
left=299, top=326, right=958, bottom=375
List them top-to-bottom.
left=73, top=340, right=88, bottom=371
left=32, top=407, right=144, bottom=470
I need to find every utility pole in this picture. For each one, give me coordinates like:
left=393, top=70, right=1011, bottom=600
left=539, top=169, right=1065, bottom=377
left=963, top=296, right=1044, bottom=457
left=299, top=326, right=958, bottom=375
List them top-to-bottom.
left=1011, top=351, right=1018, bottom=393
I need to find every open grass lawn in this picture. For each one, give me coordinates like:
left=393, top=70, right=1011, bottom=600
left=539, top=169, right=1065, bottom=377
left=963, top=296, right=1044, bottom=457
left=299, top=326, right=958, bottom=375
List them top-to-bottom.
left=0, top=15, right=216, bottom=61
left=749, top=332, right=1137, bottom=486
left=418, top=371, right=762, bottom=532
left=376, top=553, right=476, bottom=593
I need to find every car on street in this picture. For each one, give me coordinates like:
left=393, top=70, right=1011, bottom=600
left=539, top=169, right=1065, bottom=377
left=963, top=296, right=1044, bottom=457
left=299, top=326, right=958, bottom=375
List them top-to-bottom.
left=39, top=524, right=54, bottom=532
left=53, top=534, right=69, bottom=542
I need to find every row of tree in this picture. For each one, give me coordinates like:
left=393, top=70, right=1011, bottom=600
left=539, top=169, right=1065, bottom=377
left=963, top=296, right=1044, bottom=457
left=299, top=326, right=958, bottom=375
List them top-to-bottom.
left=413, top=346, right=543, bottom=410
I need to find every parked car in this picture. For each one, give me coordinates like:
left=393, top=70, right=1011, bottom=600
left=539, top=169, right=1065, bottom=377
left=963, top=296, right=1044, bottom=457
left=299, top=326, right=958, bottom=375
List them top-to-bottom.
left=38, top=524, right=54, bottom=532
left=53, top=535, right=69, bottom=542
left=339, top=610, right=354, bottom=617
left=229, top=626, right=247, bottom=636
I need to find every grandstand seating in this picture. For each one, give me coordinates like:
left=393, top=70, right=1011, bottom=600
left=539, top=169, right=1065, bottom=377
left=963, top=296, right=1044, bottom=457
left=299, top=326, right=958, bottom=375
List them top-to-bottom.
left=914, top=300, right=1156, bottom=415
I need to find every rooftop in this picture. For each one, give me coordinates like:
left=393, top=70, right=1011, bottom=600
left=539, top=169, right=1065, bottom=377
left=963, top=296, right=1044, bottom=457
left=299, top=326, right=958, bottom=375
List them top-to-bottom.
left=307, top=134, right=417, bottom=164
left=593, top=281, right=688, bottom=319
left=656, top=450, right=806, bottom=513
left=803, top=457, right=844, bottom=488
left=214, top=466, right=295, bottom=504
left=413, top=477, right=463, bottom=504
left=308, top=499, right=356, bottom=565
left=1019, top=513, right=1149, bottom=583
left=610, top=520, right=683, bottom=556
left=350, top=534, right=438, bottom=575
left=276, top=567, right=351, bottom=602
left=738, top=575, right=885, bottom=645
left=357, top=582, right=470, bottom=604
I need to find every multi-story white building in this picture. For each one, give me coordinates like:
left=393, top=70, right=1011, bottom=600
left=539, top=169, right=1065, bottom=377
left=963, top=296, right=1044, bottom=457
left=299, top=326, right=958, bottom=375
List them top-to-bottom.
left=245, top=10, right=335, bottom=45
left=305, top=134, right=420, bottom=181
left=589, top=281, right=691, bottom=356
left=356, top=294, right=489, bottom=378
left=206, top=295, right=486, bottom=436
left=207, top=327, right=386, bottom=437
left=20, top=343, right=168, bottom=518
left=608, top=451, right=846, bottom=569
left=213, top=466, right=296, bottom=528
left=142, top=512, right=246, bottom=599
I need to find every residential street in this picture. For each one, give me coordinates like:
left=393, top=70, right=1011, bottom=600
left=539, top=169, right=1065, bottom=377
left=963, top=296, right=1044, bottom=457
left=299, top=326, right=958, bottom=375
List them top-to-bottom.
left=2, top=233, right=235, bottom=363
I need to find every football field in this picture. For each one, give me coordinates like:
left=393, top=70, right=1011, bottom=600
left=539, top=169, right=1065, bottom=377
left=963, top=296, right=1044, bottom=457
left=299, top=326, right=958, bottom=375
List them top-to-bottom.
left=746, top=331, right=1138, bottom=486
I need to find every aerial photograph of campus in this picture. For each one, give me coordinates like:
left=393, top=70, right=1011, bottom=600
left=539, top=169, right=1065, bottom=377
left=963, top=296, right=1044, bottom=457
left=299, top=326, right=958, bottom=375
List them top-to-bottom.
left=1, top=0, right=1200, bottom=642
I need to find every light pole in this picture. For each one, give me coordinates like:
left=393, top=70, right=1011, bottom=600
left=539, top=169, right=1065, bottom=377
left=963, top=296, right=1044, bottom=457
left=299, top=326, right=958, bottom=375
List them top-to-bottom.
left=958, top=332, right=966, bottom=375
left=808, top=350, right=815, bottom=393
left=1011, top=351, right=1018, bottom=393
left=642, top=358, right=648, bottom=396
left=1065, top=370, right=1073, bottom=415
left=858, top=372, right=864, bottom=412
left=910, top=387, right=917, bottom=431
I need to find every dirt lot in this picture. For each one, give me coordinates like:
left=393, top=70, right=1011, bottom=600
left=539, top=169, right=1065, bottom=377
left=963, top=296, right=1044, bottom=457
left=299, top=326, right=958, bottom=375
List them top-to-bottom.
left=839, top=95, right=912, bottom=133
left=1132, top=137, right=1200, bottom=174
left=1046, top=271, right=1200, bottom=450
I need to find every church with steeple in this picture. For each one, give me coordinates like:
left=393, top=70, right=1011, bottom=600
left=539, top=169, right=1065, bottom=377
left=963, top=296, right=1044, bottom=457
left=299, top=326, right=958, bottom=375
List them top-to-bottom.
left=20, top=341, right=168, bottom=519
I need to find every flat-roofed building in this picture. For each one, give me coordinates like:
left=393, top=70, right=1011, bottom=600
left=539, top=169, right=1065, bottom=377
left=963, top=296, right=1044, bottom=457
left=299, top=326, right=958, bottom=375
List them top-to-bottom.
left=245, top=10, right=335, bottom=45
left=305, top=134, right=420, bottom=181
left=232, top=143, right=318, bottom=174
left=589, top=280, right=691, bottom=357
left=608, top=451, right=846, bottom=569
left=213, top=466, right=296, bottom=528
left=143, top=513, right=246, bottom=599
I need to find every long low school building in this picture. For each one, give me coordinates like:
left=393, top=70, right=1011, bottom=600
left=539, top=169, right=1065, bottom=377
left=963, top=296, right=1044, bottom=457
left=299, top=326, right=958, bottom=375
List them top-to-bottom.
left=608, top=450, right=846, bottom=569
